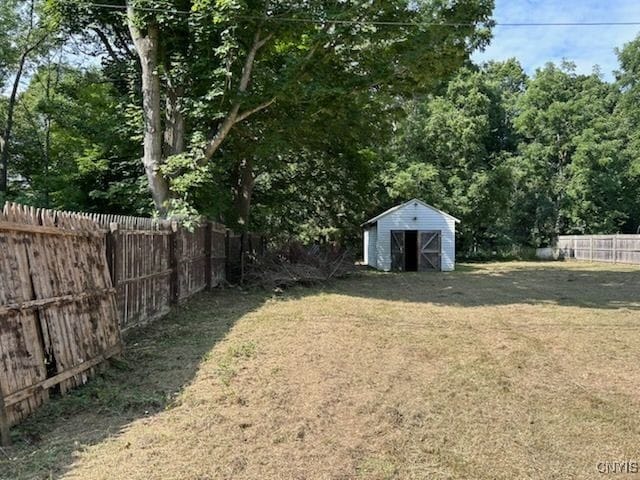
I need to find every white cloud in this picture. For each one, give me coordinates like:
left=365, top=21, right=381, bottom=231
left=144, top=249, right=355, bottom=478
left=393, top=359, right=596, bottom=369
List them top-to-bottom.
left=473, top=0, right=640, bottom=80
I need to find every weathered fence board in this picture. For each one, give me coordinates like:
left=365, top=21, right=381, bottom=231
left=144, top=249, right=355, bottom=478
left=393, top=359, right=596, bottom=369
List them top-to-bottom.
left=0, top=203, right=121, bottom=440
left=107, top=221, right=233, bottom=329
left=176, top=223, right=208, bottom=301
left=209, top=223, right=227, bottom=288
left=108, top=226, right=173, bottom=330
left=557, top=235, right=640, bottom=265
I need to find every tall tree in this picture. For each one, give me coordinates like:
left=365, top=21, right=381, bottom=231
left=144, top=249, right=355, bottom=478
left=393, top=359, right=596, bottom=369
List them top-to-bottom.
left=0, top=0, right=53, bottom=196
left=49, top=0, right=494, bottom=217
left=126, top=3, right=169, bottom=214
left=615, top=34, right=640, bottom=231
left=382, top=62, right=523, bottom=253
left=512, top=62, right=629, bottom=244
left=9, top=65, right=146, bottom=212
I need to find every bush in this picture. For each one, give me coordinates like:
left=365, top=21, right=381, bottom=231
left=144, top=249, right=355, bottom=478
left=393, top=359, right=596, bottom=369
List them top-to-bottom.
left=460, top=244, right=538, bottom=262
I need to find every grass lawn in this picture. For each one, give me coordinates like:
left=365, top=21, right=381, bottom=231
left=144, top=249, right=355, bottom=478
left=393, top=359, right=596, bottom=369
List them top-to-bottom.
left=2, top=261, right=640, bottom=479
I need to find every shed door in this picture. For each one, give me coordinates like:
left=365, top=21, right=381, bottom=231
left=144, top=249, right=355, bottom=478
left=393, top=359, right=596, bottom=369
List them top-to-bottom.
left=390, top=230, right=405, bottom=271
left=418, top=230, right=441, bottom=272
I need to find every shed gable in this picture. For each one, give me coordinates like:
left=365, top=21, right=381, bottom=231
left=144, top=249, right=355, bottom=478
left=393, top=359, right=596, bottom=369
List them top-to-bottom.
left=362, top=198, right=460, bottom=227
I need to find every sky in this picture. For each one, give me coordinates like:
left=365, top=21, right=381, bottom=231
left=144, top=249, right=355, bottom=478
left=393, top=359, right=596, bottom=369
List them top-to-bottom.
left=472, top=0, right=640, bottom=81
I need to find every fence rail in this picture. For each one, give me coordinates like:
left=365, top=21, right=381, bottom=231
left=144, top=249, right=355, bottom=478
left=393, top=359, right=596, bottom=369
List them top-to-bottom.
left=0, top=202, right=264, bottom=443
left=556, top=235, right=640, bottom=265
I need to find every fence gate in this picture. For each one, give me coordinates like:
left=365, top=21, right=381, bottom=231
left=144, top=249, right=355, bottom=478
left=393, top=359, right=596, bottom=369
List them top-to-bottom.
left=390, top=230, right=405, bottom=271
left=418, top=230, right=441, bottom=272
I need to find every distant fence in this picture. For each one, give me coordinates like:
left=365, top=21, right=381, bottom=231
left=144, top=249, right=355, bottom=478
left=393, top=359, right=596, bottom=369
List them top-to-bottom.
left=0, top=202, right=263, bottom=442
left=107, top=221, right=228, bottom=330
left=557, top=235, right=640, bottom=265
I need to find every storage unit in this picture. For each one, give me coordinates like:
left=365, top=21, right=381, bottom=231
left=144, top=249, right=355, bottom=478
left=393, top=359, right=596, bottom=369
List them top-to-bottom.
left=362, top=199, right=460, bottom=272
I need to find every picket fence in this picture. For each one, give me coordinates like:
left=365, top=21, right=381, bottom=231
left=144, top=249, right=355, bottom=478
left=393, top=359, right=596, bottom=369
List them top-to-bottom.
left=0, top=202, right=262, bottom=444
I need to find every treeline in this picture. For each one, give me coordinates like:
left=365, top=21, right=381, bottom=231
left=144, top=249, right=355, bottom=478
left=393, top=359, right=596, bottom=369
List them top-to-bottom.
left=1, top=1, right=639, bottom=256
left=384, top=54, right=640, bottom=254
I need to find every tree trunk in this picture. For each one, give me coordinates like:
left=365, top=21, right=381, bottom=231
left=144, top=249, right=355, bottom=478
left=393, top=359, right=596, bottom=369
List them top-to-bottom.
left=1, top=0, right=49, bottom=196
left=127, top=5, right=170, bottom=216
left=0, top=52, right=28, bottom=194
left=164, top=85, right=185, bottom=156
left=232, top=157, right=255, bottom=231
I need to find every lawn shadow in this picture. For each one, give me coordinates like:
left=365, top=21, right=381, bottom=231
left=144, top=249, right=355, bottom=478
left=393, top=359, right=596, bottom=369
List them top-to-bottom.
left=320, top=261, right=640, bottom=311
left=0, top=288, right=270, bottom=480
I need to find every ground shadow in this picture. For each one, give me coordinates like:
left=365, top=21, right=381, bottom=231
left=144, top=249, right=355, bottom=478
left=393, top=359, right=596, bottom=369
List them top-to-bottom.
left=316, top=261, right=640, bottom=311
left=0, top=288, right=271, bottom=480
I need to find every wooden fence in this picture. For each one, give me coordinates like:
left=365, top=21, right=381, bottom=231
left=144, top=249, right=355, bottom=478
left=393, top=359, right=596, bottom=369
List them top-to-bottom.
left=0, top=202, right=263, bottom=443
left=0, top=204, right=121, bottom=445
left=108, top=221, right=228, bottom=330
left=556, top=235, right=640, bottom=265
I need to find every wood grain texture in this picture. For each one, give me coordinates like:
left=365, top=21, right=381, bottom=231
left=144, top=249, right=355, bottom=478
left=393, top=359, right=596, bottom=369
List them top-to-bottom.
left=0, top=203, right=121, bottom=427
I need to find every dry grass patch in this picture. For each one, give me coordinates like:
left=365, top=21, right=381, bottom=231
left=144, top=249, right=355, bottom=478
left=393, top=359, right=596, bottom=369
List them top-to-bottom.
left=2, top=261, right=640, bottom=479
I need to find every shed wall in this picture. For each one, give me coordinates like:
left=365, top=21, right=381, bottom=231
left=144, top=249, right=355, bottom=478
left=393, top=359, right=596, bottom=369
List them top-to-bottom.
left=376, top=202, right=456, bottom=271
left=366, top=225, right=378, bottom=268
left=363, top=229, right=369, bottom=265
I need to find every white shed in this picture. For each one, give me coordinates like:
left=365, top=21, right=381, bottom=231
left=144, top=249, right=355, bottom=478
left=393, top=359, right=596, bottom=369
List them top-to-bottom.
left=362, top=199, right=460, bottom=272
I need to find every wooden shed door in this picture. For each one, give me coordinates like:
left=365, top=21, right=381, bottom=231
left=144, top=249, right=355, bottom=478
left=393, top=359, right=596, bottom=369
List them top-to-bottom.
left=390, top=230, right=405, bottom=271
left=418, top=230, right=441, bottom=272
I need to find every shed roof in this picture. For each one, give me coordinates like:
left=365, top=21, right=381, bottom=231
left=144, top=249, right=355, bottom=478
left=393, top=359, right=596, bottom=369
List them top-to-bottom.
left=361, top=199, right=461, bottom=227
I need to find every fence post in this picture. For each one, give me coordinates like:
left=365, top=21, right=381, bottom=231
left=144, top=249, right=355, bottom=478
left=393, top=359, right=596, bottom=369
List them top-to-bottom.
left=169, top=221, right=180, bottom=304
left=204, top=221, right=212, bottom=291
left=106, top=222, right=122, bottom=328
left=107, top=223, right=119, bottom=288
left=613, top=234, right=617, bottom=263
left=590, top=236, right=594, bottom=262
left=0, top=382, right=10, bottom=447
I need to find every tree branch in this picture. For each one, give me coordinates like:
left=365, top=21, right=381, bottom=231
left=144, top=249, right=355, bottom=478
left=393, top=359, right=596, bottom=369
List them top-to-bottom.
left=114, top=26, right=135, bottom=58
left=91, top=27, right=120, bottom=63
left=202, top=30, right=274, bottom=163
left=22, top=31, right=49, bottom=58
left=238, top=31, right=273, bottom=93
left=236, top=97, right=276, bottom=124
left=203, top=104, right=240, bottom=161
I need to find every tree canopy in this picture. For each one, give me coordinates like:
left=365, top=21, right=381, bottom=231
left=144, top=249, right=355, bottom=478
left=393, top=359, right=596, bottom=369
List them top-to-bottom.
left=2, top=0, right=640, bottom=256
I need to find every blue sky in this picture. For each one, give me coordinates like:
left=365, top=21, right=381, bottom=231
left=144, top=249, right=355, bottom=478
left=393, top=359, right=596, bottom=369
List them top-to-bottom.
left=473, top=0, right=640, bottom=80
